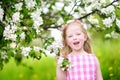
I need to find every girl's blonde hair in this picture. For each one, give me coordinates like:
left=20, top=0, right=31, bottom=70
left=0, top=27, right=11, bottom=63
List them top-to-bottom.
left=61, top=20, right=92, bottom=57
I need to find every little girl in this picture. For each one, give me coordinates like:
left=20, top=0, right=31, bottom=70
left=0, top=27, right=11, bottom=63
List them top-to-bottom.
left=56, top=20, right=103, bottom=80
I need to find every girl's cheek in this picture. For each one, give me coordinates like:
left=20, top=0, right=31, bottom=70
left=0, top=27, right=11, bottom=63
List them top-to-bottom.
left=80, top=39, right=85, bottom=44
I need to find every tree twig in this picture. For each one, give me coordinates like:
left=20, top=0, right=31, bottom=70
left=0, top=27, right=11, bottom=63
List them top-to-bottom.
left=68, top=0, right=81, bottom=16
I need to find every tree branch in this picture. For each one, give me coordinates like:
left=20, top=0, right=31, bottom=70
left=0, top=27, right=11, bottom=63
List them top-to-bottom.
left=43, top=0, right=119, bottom=30
left=78, top=0, right=119, bottom=20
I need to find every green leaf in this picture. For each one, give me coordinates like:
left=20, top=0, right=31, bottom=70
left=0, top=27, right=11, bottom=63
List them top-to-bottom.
left=115, top=7, right=120, bottom=19
left=22, top=19, right=33, bottom=26
left=0, top=26, right=3, bottom=36
left=25, top=32, right=32, bottom=44
left=44, top=37, right=54, bottom=48
left=7, top=49, right=15, bottom=57
left=29, top=50, right=35, bottom=57
left=15, top=53, right=22, bottom=64
left=4, top=58, right=9, bottom=64
left=0, top=61, right=4, bottom=70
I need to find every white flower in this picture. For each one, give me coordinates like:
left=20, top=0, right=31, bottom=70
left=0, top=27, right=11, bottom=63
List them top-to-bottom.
left=25, top=0, right=36, bottom=10
left=83, top=0, right=96, bottom=3
left=100, top=0, right=106, bottom=4
left=109, top=0, right=114, bottom=3
left=41, top=1, right=50, bottom=14
left=84, top=1, right=101, bottom=13
left=113, top=1, right=120, bottom=8
left=15, top=2, right=23, bottom=11
left=52, top=2, right=64, bottom=13
left=55, top=2, right=64, bottom=11
left=64, top=2, right=74, bottom=14
left=92, top=2, right=101, bottom=10
left=85, top=5, right=92, bottom=13
left=101, top=5, right=115, bottom=15
left=0, top=6, right=4, bottom=21
left=64, top=6, right=72, bottom=14
left=43, top=7, right=49, bottom=14
left=30, top=8, right=43, bottom=34
left=31, top=8, right=43, bottom=27
left=12, top=12, right=20, bottom=23
left=73, top=12, right=81, bottom=19
left=111, top=12, right=116, bottom=21
left=88, top=16, right=99, bottom=24
left=33, top=17, right=43, bottom=27
left=57, top=17, right=64, bottom=25
left=103, top=17, right=113, bottom=28
left=116, top=18, right=120, bottom=29
left=66, top=20, right=73, bottom=24
left=3, top=24, right=18, bottom=41
left=11, top=24, right=18, bottom=32
left=3, top=25, right=11, bottom=39
left=22, top=26, right=27, bottom=30
left=36, top=29, right=40, bottom=34
left=105, top=31, right=120, bottom=39
left=111, top=31, right=120, bottom=38
left=20, top=32, right=25, bottom=40
left=105, top=33, right=111, bottom=38
left=9, top=34, right=17, bottom=41
left=47, top=39, right=63, bottom=55
left=10, top=42, right=17, bottom=48
left=46, top=45, right=53, bottom=53
left=33, top=46, right=40, bottom=52
left=21, top=47, right=32, bottom=57
left=39, top=47, right=50, bottom=54
left=1, top=51, right=8, bottom=60
left=57, top=56, right=64, bottom=65
left=57, top=56, right=72, bottom=71
left=67, top=64, right=74, bottom=71
left=61, top=68, right=65, bottom=71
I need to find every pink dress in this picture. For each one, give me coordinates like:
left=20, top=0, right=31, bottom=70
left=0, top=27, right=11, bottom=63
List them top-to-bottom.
left=66, top=53, right=97, bottom=80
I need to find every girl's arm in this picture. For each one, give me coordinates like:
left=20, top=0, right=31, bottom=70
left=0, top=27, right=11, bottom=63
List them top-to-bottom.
left=56, top=56, right=66, bottom=80
left=95, top=57, right=103, bottom=80
left=56, top=65, right=66, bottom=80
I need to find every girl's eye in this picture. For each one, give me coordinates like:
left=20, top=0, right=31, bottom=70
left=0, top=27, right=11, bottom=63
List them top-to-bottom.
left=77, top=33, right=81, bottom=35
left=68, top=35, right=72, bottom=38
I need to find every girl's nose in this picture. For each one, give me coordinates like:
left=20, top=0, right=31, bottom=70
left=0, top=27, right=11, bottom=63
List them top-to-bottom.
left=73, top=35, right=77, bottom=40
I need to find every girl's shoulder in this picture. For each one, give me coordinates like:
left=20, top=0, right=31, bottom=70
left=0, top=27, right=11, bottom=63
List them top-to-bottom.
left=85, top=53, right=97, bottom=59
left=86, top=53, right=96, bottom=56
left=86, top=53, right=100, bottom=65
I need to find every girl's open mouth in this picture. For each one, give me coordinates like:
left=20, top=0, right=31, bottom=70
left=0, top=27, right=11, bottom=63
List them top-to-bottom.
left=73, top=42, right=80, bottom=45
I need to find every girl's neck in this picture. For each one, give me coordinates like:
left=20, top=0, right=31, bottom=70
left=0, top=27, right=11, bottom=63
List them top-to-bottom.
left=71, top=48, right=86, bottom=56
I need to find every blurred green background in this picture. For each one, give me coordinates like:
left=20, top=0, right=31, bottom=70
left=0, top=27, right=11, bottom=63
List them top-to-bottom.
left=0, top=0, right=120, bottom=80
left=0, top=32, right=120, bottom=80
left=0, top=56, right=56, bottom=80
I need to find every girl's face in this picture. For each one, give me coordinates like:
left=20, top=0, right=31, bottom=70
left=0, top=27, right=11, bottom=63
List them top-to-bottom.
left=66, top=24, right=86, bottom=52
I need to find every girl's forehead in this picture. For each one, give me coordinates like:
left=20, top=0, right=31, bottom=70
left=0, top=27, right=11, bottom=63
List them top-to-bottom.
left=66, top=24, right=82, bottom=31
left=66, top=25, right=83, bottom=35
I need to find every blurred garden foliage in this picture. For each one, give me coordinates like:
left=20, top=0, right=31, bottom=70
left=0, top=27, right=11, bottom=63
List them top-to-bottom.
left=0, top=0, right=120, bottom=79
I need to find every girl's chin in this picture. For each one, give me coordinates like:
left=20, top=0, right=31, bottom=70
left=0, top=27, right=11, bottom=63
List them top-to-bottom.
left=72, top=47, right=82, bottom=51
